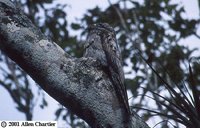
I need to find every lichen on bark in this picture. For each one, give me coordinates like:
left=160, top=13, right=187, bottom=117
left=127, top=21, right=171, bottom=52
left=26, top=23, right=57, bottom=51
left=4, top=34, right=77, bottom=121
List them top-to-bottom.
left=0, top=0, right=150, bottom=128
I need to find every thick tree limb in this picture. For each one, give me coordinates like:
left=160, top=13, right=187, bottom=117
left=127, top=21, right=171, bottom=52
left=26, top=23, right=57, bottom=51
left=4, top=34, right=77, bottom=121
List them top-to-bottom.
left=0, top=0, right=149, bottom=127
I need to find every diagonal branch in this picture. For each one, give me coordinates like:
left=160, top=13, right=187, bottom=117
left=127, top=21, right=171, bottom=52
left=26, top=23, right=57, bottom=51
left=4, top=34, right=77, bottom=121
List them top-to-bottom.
left=0, top=0, right=149, bottom=127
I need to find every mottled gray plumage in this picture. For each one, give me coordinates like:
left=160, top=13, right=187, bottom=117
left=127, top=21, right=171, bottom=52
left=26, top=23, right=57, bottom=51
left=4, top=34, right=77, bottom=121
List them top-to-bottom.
left=84, top=23, right=131, bottom=121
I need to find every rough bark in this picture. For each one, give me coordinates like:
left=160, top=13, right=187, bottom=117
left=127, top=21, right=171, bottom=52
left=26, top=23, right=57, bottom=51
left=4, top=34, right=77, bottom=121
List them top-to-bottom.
left=0, top=0, right=149, bottom=128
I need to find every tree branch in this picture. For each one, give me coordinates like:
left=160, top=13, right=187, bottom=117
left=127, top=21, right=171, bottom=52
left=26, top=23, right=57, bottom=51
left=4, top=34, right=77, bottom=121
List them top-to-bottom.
left=0, top=0, right=149, bottom=127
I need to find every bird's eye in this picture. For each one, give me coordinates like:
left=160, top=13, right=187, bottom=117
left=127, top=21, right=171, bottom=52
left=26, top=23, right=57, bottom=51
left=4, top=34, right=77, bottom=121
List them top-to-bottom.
left=107, top=36, right=112, bottom=42
left=110, top=43, right=113, bottom=48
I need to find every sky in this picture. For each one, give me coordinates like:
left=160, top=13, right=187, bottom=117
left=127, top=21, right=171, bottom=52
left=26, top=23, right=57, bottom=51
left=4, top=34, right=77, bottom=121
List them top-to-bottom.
left=0, top=0, right=200, bottom=128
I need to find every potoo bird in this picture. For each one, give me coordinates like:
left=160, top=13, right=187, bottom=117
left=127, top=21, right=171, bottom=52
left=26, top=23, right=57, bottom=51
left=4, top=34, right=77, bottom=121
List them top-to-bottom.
left=83, top=23, right=131, bottom=121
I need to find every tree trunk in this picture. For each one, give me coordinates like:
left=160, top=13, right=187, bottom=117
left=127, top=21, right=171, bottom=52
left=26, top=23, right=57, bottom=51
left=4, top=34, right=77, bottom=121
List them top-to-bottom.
left=0, top=0, right=149, bottom=127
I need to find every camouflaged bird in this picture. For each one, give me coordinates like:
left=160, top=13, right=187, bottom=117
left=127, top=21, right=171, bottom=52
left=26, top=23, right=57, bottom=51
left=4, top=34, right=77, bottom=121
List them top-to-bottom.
left=83, top=23, right=131, bottom=122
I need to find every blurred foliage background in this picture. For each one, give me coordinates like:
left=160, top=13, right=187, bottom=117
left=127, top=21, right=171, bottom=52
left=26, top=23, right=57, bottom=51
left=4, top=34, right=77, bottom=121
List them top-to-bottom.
left=0, top=0, right=200, bottom=127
